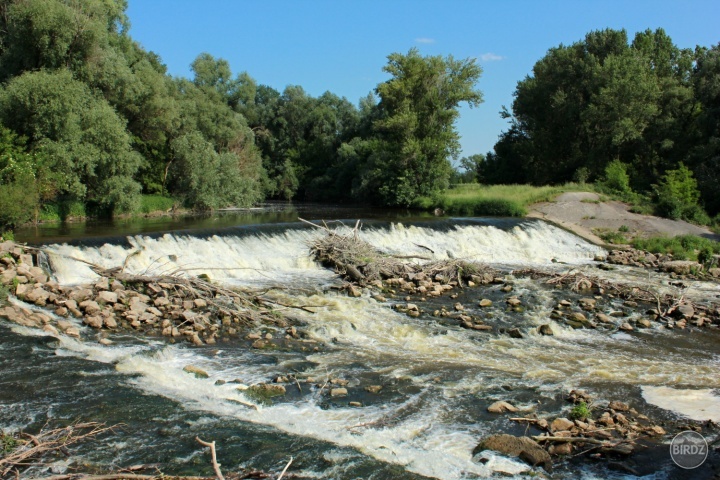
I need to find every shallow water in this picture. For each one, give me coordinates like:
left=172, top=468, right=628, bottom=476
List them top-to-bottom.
left=2, top=212, right=720, bottom=479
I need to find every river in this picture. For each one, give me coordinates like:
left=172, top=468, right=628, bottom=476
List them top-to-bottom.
left=2, top=205, right=720, bottom=479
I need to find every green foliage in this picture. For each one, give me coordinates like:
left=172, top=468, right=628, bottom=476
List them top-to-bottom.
left=358, top=48, right=483, bottom=206
left=0, top=69, right=142, bottom=212
left=168, top=132, right=262, bottom=211
left=599, top=160, right=632, bottom=196
left=657, top=163, right=700, bottom=205
left=139, top=195, right=176, bottom=214
left=618, top=225, right=630, bottom=233
left=597, top=229, right=627, bottom=245
left=633, top=234, right=720, bottom=261
left=569, top=402, right=592, bottom=421
left=1, top=432, right=19, bottom=454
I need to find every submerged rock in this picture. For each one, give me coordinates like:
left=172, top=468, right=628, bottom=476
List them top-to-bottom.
left=183, top=365, right=209, bottom=378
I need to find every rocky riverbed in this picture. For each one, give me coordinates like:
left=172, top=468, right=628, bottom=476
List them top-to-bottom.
left=2, top=227, right=720, bottom=478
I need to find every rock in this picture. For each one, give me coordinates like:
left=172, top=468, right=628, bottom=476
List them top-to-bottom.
left=662, top=260, right=701, bottom=275
left=94, top=277, right=110, bottom=291
left=14, top=283, right=32, bottom=298
left=348, top=285, right=362, bottom=297
left=26, top=287, right=50, bottom=306
left=68, top=288, right=93, bottom=302
left=97, top=291, right=118, bottom=304
left=371, top=293, right=386, bottom=302
left=506, top=296, right=521, bottom=306
left=193, top=298, right=207, bottom=308
left=579, top=298, right=596, bottom=310
left=479, top=299, right=492, bottom=307
left=80, top=300, right=101, bottom=314
left=453, top=302, right=464, bottom=311
left=674, top=303, right=694, bottom=319
left=569, top=312, right=587, bottom=322
left=596, top=313, right=612, bottom=324
left=83, top=315, right=104, bottom=329
left=104, top=316, right=118, bottom=329
left=636, top=318, right=652, bottom=328
left=619, top=322, right=634, bottom=331
left=42, top=324, right=59, bottom=335
left=538, top=324, right=554, bottom=336
left=65, top=327, right=80, bottom=337
left=507, top=328, right=523, bottom=339
left=246, top=333, right=261, bottom=340
left=99, top=338, right=113, bottom=346
left=183, top=365, right=209, bottom=378
left=247, top=383, right=286, bottom=397
left=365, top=385, right=383, bottom=394
left=330, top=387, right=348, bottom=397
left=349, top=401, right=362, bottom=407
left=487, top=401, right=519, bottom=413
left=608, top=401, right=630, bottom=412
left=551, top=417, right=574, bottom=432
left=648, top=425, right=666, bottom=436
left=475, top=434, right=551, bottom=470
left=549, top=443, right=573, bottom=455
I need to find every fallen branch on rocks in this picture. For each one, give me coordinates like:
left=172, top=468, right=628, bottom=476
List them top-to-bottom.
left=305, top=219, right=495, bottom=289
left=0, top=422, right=118, bottom=477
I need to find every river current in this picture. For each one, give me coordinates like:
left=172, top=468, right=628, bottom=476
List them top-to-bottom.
left=2, top=206, right=720, bottom=479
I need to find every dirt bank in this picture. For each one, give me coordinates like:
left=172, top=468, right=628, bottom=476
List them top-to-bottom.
left=528, top=192, right=718, bottom=246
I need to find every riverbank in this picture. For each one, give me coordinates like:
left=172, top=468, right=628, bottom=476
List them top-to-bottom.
left=528, top=191, right=720, bottom=247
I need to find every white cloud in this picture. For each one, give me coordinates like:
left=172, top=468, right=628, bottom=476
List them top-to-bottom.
left=415, top=37, right=436, bottom=44
left=479, top=52, right=504, bottom=62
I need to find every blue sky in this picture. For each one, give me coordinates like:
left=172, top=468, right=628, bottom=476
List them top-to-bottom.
left=126, top=0, right=719, bottom=162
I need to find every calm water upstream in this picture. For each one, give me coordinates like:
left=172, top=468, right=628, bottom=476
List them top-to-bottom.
left=2, top=205, right=720, bottom=479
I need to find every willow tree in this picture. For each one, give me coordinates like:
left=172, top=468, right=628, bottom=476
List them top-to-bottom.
left=359, top=48, right=483, bottom=206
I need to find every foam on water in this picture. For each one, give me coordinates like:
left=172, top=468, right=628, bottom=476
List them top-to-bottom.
left=44, top=219, right=604, bottom=286
left=642, top=386, right=720, bottom=422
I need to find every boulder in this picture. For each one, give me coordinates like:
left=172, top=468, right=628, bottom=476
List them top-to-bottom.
left=661, top=260, right=700, bottom=275
left=97, top=291, right=118, bottom=304
left=479, top=299, right=492, bottom=307
left=79, top=300, right=101, bottom=314
left=538, top=324, right=554, bottom=336
left=508, top=328, right=524, bottom=339
left=183, top=365, right=209, bottom=378
left=365, top=385, right=383, bottom=394
left=330, top=388, right=348, bottom=397
left=487, top=401, right=519, bottom=413
left=550, top=417, right=574, bottom=432
left=474, top=434, right=551, bottom=470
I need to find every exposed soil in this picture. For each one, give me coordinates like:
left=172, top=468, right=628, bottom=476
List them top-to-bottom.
left=528, top=192, right=719, bottom=245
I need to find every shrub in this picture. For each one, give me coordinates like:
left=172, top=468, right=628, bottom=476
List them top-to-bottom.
left=601, top=159, right=632, bottom=196
left=569, top=401, right=592, bottom=421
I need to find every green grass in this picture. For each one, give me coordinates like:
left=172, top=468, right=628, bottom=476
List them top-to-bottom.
left=419, top=183, right=590, bottom=217
left=138, top=194, right=176, bottom=214
left=38, top=200, right=86, bottom=222
left=596, top=229, right=628, bottom=245
left=633, top=234, right=720, bottom=262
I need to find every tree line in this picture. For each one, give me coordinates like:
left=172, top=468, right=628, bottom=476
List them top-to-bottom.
left=0, top=0, right=482, bottom=232
left=479, top=28, right=720, bottom=221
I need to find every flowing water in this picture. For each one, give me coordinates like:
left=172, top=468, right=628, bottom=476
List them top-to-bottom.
left=2, top=211, right=720, bottom=479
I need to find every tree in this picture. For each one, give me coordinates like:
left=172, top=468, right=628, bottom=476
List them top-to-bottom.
left=358, top=48, right=483, bottom=206
left=0, top=69, right=142, bottom=213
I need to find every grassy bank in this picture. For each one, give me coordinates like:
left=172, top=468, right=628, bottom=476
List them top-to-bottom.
left=417, top=183, right=588, bottom=217
left=36, top=195, right=178, bottom=223
left=633, top=234, right=720, bottom=263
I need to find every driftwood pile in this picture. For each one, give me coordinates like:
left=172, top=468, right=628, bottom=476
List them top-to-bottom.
left=304, top=218, right=498, bottom=291
left=0, top=423, right=294, bottom=480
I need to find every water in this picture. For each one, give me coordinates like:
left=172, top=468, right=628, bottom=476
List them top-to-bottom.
left=2, top=212, right=720, bottom=479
